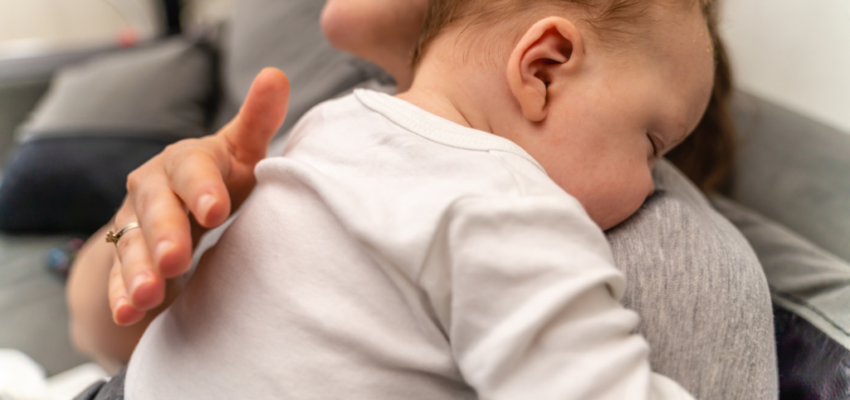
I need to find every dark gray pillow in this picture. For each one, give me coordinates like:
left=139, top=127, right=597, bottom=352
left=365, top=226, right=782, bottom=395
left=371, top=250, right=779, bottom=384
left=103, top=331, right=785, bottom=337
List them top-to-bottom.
left=0, top=38, right=216, bottom=233
left=606, top=159, right=778, bottom=400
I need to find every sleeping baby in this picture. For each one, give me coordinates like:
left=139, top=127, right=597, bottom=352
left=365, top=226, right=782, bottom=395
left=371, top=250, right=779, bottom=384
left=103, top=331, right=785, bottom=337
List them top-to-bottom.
left=122, top=0, right=715, bottom=398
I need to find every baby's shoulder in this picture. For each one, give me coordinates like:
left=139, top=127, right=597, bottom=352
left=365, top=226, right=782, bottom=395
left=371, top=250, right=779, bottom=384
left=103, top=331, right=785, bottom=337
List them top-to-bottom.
left=260, top=89, right=586, bottom=241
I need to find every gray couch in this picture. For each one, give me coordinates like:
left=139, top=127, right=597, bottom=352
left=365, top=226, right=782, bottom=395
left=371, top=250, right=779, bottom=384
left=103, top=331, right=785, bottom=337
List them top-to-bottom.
left=1, top=0, right=849, bottom=393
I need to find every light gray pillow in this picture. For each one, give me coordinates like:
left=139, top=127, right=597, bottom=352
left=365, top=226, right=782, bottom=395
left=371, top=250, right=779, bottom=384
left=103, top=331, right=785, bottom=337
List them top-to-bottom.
left=0, top=38, right=216, bottom=233
left=18, top=38, right=215, bottom=142
left=731, top=91, right=850, bottom=263
left=606, top=159, right=778, bottom=400
left=712, top=195, right=850, bottom=349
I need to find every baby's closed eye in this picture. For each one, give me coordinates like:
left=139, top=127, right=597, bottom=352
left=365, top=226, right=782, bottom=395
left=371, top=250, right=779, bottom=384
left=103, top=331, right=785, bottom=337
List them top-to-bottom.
left=646, top=133, right=660, bottom=158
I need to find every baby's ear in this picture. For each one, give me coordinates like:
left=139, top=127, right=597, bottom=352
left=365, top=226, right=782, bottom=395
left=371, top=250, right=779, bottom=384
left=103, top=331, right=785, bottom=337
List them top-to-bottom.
left=507, top=17, right=585, bottom=122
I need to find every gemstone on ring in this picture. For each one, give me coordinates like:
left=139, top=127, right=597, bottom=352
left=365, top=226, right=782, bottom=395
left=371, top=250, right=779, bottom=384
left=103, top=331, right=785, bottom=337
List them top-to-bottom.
left=106, top=222, right=141, bottom=245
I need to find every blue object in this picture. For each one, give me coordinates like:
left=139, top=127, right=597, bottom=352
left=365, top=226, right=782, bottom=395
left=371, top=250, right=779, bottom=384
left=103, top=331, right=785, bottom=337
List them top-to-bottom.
left=46, top=238, right=84, bottom=278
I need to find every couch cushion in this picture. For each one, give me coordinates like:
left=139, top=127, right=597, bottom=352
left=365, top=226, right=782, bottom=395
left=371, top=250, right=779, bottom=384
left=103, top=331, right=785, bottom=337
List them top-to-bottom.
left=0, top=38, right=216, bottom=233
left=17, top=38, right=216, bottom=142
left=731, top=91, right=850, bottom=263
left=0, top=233, right=87, bottom=376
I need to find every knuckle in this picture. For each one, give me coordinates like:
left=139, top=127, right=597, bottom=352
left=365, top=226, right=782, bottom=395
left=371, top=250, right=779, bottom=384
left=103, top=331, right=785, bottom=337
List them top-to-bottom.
left=163, top=139, right=194, bottom=155
left=166, top=142, right=209, bottom=175
left=126, top=170, right=142, bottom=193
left=133, top=186, right=163, bottom=216
left=133, top=189, right=152, bottom=213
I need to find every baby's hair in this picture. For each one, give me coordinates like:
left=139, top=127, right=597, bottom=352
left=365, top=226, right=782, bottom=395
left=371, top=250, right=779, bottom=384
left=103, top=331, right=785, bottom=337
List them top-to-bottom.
left=411, top=0, right=713, bottom=67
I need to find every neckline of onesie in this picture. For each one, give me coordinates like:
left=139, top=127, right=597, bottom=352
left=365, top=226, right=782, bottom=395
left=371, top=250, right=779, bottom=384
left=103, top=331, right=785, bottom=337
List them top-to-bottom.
left=354, top=89, right=545, bottom=172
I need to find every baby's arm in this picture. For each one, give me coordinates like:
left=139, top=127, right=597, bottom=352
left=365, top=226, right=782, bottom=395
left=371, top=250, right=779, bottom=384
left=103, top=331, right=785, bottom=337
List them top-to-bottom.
left=433, top=195, right=693, bottom=400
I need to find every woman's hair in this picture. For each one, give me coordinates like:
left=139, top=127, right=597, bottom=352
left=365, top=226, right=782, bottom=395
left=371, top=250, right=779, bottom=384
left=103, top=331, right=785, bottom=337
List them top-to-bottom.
left=412, top=0, right=736, bottom=193
left=666, top=2, right=736, bottom=194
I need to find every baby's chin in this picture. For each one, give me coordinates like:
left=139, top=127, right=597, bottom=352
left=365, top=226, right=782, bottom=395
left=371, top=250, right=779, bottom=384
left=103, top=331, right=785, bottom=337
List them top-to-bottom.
left=591, top=200, right=646, bottom=232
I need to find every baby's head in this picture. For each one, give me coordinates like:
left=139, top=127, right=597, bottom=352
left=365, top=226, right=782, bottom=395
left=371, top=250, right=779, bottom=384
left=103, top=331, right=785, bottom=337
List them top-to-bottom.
left=406, top=0, right=716, bottom=229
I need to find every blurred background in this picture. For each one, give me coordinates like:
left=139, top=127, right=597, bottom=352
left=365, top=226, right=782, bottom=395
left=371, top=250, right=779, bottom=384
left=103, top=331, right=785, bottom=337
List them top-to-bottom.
left=0, top=0, right=236, bottom=54
left=0, top=0, right=236, bottom=164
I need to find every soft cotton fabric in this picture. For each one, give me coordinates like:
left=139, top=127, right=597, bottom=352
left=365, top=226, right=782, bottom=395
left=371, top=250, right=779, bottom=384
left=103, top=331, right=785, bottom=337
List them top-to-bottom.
left=126, top=90, right=692, bottom=400
left=607, top=161, right=778, bottom=400
left=713, top=195, right=850, bottom=397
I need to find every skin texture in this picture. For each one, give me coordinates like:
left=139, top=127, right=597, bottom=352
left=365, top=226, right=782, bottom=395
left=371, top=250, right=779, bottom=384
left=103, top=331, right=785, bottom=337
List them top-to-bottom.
left=321, top=0, right=427, bottom=90
left=397, top=2, right=714, bottom=229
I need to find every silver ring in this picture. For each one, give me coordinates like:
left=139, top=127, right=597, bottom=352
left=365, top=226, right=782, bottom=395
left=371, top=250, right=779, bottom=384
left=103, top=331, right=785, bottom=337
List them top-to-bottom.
left=106, top=222, right=140, bottom=245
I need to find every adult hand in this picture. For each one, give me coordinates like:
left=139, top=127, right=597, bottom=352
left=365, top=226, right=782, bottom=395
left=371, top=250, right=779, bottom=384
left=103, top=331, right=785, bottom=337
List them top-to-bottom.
left=108, top=68, right=290, bottom=326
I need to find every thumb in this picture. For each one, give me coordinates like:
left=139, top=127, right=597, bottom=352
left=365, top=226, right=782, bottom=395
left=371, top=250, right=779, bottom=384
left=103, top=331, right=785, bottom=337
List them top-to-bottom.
left=224, top=67, right=290, bottom=164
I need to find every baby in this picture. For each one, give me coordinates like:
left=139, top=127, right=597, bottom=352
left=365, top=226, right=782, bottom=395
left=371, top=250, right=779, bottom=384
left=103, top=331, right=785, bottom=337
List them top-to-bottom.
left=122, top=0, right=713, bottom=399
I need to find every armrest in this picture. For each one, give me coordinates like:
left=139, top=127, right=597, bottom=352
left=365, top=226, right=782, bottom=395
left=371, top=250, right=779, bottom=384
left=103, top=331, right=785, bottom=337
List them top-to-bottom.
left=730, top=90, right=850, bottom=263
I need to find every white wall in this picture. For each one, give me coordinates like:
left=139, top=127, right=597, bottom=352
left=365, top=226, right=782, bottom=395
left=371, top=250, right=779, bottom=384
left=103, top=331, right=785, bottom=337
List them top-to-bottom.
left=0, top=0, right=158, bottom=57
left=0, top=0, right=238, bottom=57
left=2, top=0, right=845, bottom=132
left=182, top=0, right=236, bottom=31
left=720, top=0, right=850, bottom=133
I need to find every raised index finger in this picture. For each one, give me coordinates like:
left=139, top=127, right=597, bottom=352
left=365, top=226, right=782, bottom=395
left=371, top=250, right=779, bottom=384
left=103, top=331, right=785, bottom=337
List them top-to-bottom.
left=224, top=67, right=290, bottom=165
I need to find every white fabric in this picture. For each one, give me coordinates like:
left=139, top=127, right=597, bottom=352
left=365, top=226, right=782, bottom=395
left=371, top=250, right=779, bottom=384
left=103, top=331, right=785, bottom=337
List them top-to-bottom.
left=126, top=90, right=693, bottom=400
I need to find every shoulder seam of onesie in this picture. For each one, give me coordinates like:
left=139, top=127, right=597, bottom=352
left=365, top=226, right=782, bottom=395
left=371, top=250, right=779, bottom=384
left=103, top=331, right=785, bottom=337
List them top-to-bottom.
left=354, top=89, right=546, bottom=173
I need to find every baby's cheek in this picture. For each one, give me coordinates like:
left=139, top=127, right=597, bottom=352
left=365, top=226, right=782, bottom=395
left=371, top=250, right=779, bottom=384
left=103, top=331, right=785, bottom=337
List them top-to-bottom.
left=598, top=171, right=654, bottom=230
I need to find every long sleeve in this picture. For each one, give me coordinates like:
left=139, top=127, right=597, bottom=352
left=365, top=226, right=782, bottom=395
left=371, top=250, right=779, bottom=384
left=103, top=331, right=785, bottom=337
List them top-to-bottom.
left=424, top=195, right=695, bottom=400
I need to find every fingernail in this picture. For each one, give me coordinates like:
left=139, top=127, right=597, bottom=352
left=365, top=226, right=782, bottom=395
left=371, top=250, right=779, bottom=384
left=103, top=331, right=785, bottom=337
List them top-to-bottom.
left=197, top=194, right=216, bottom=219
left=154, top=240, right=175, bottom=267
left=130, top=272, right=154, bottom=297
left=115, top=297, right=130, bottom=312
left=114, top=298, right=141, bottom=325
left=114, top=298, right=130, bottom=323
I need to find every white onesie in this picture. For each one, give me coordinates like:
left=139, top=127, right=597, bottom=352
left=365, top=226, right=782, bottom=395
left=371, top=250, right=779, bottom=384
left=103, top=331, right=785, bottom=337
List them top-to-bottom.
left=125, top=89, right=693, bottom=400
